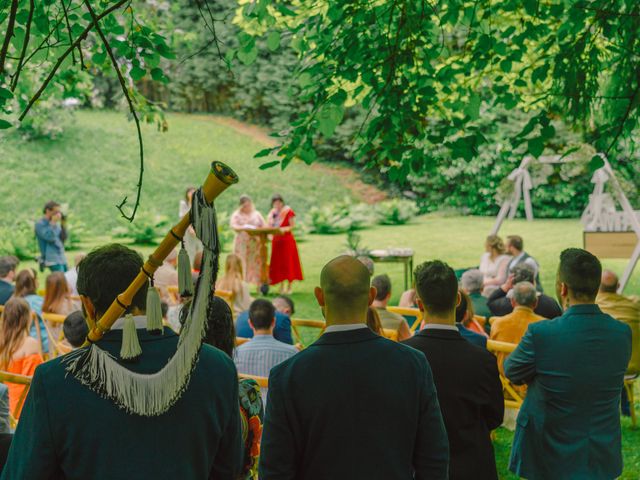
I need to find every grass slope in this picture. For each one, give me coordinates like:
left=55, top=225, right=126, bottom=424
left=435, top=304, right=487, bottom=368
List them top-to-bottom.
left=0, top=110, right=354, bottom=233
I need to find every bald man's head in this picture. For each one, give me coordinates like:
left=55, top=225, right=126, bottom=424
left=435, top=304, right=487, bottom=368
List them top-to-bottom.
left=316, top=256, right=374, bottom=321
left=600, top=269, right=619, bottom=293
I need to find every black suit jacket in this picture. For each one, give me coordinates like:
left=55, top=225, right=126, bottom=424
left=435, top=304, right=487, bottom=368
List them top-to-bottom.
left=487, top=288, right=562, bottom=319
left=259, top=327, right=449, bottom=480
left=403, top=329, right=504, bottom=480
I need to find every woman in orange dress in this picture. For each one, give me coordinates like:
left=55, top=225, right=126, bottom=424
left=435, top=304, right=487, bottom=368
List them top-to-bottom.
left=267, top=194, right=303, bottom=294
left=0, top=298, right=44, bottom=420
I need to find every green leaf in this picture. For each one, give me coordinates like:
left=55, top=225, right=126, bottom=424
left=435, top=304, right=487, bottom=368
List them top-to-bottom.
left=523, top=0, right=538, bottom=15
left=266, top=31, right=280, bottom=51
left=237, top=45, right=258, bottom=65
left=92, top=51, right=106, bottom=65
left=499, top=59, right=512, bottom=73
left=130, top=66, right=146, bottom=81
left=0, top=87, right=13, bottom=100
left=464, top=94, right=481, bottom=120
left=317, top=103, right=345, bottom=138
left=0, top=119, right=12, bottom=129
left=540, top=124, right=555, bottom=140
left=527, top=137, right=545, bottom=157
left=254, top=147, right=274, bottom=158
left=588, top=155, right=605, bottom=172
left=259, top=160, right=280, bottom=170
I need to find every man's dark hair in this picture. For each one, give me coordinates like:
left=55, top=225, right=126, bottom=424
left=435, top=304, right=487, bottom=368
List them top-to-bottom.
left=43, top=201, right=60, bottom=214
left=507, top=235, right=524, bottom=251
left=77, top=244, right=147, bottom=317
left=559, top=248, right=602, bottom=301
left=0, top=256, right=18, bottom=278
left=414, top=260, right=458, bottom=315
left=512, top=264, right=535, bottom=284
left=371, top=274, right=392, bottom=301
left=455, top=290, right=468, bottom=323
left=274, top=294, right=295, bottom=315
left=249, top=299, right=276, bottom=330
left=63, top=311, right=88, bottom=348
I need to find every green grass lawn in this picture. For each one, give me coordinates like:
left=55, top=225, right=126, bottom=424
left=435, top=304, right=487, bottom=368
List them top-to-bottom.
left=5, top=110, right=640, bottom=478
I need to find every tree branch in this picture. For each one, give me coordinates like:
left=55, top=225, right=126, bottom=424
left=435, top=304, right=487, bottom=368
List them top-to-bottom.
left=0, top=0, right=19, bottom=77
left=10, top=0, right=35, bottom=91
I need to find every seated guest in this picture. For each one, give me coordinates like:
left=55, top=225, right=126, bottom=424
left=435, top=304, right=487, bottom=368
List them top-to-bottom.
left=479, top=235, right=511, bottom=296
left=505, top=235, right=541, bottom=290
left=2, top=244, right=243, bottom=479
left=505, top=248, right=631, bottom=479
left=153, top=249, right=179, bottom=304
left=64, top=252, right=86, bottom=296
left=216, top=254, right=254, bottom=315
left=0, top=256, right=18, bottom=305
left=260, top=256, right=449, bottom=479
left=403, top=260, right=504, bottom=480
left=487, top=264, right=561, bottom=319
left=13, top=269, right=49, bottom=352
left=460, top=269, right=492, bottom=319
left=596, top=269, right=640, bottom=416
left=43, top=272, right=76, bottom=316
left=371, top=274, right=412, bottom=340
left=490, top=282, right=544, bottom=376
left=398, top=287, right=417, bottom=308
left=455, top=291, right=488, bottom=348
left=235, top=295, right=294, bottom=345
left=0, top=298, right=44, bottom=420
left=234, top=299, right=298, bottom=402
left=367, top=306, right=384, bottom=335
left=62, top=310, right=89, bottom=348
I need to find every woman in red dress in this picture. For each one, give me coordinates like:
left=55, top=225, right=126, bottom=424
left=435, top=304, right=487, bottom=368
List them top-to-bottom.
left=268, top=194, right=303, bottom=294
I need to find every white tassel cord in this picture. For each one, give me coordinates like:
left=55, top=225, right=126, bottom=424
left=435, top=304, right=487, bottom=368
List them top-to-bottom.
left=64, top=194, right=217, bottom=417
left=178, top=247, right=193, bottom=297
left=146, top=286, right=164, bottom=333
left=120, top=315, right=142, bottom=360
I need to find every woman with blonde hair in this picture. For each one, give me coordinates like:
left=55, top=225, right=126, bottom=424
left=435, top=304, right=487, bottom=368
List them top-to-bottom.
left=230, top=195, right=266, bottom=289
left=479, top=235, right=511, bottom=296
left=216, top=254, right=254, bottom=316
left=13, top=269, right=49, bottom=352
left=43, top=272, right=77, bottom=345
left=0, top=298, right=44, bottom=419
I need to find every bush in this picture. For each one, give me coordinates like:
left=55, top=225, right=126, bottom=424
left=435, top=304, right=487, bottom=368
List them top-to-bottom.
left=308, top=199, right=372, bottom=234
left=375, top=199, right=419, bottom=225
left=216, top=211, right=235, bottom=253
left=113, top=213, right=169, bottom=245
left=0, top=220, right=38, bottom=261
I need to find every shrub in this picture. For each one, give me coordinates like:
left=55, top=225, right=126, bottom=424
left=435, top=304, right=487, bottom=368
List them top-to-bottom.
left=308, top=199, right=372, bottom=234
left=375, top=199, right=419, bottom=225
left=216, top=211, right=235, bottom=253
left=113, top=212, right=169, bottom=245
left=0, top=220, right=38, bottom=261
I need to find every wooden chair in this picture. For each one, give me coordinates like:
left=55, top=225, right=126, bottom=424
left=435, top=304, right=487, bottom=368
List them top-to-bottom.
left=388, top=306, right=423, bottom=332
left=31, top=312, right=45, bottom=358
left=41, top=312, right=69, bottom=358
left=473, top=314, right=487, bottom=328
left=290, top=319, right=326, bottom=347
left=382, top=328, right=399, bottom=341
left=236, top=337, right=250, bottom=346
left=486, top=339, right=525, bottom=409
left=0, top=371, right=32, bottom=429
left=239, top=374, right=269, bottom=389
left=624, top=375, right=638, bottom=427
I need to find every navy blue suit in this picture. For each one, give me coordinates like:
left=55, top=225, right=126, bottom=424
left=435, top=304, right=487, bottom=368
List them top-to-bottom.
left=260, top=327, right=449, bottom=479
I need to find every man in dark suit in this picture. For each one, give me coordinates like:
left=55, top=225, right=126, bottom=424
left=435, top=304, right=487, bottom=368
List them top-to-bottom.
left=1, top=244, right=242, bottom=480
left=505, top=248, right=631, bottom=479
left=260, top=255, right=449, bottom=479
left=0, top=256, right=18, bottom=306
left=404, top=261, right=504, bottom=480
left=487, top=264, right=562, bottom=319
left=235, top=295, right=294, bottom=344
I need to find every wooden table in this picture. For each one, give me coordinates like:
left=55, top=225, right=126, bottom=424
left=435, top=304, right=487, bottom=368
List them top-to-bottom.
left=237, top=227, right=282, bottom=294
left=368, top=249, right=415, bottom=290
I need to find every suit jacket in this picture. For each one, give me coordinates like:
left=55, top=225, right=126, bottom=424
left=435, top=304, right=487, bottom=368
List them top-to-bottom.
left=0, top=281, right=12, bottom=306
left=487, top=288, right=561, bottom=319
left=597, top=291, right=640, bottom=373
left=469, top=292, right=492, bottom=319
left=505, top=304, right=632, bottom=479
left=490, top=306, right=545, bottom=375
left=236, top=310, right=293, bottom=345
left=456, top=323, right=487, bottom=348
left=1, top=327, right=243, bottom=480
left=259, top=327, right=449, bottom=480
left=403, top=329, right=503, bottom=480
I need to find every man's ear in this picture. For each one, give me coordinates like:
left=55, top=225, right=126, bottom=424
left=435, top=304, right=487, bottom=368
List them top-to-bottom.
left=560, top=282, right=569, bottom=297
left=314, top=287, right=325, bottom=307
left=369, top=287, right=377, bottom=306
left=456, top=291, right=461, bottom=308
left=80, top=295, right=97, bottom=329
left=416, top=297, right=425, bottom=313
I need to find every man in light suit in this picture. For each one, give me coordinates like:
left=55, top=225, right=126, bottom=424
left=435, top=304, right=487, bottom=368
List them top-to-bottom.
left=505, top=248, right=631, bottom=479
left=260, top=256, right=449, bottom=479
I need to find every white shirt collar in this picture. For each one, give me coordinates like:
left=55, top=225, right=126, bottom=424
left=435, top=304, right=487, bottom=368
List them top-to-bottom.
left=111, top=315, right=147, bottom=330
left=422, top=323, right=458, bottom=331
left=324, top=324, right=368, bottom=333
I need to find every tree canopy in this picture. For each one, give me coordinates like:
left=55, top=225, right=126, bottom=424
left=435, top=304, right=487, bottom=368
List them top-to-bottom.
left=1, top=0, right=638, bottom=219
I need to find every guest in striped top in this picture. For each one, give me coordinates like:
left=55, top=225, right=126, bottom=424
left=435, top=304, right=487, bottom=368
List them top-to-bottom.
left=234, top=299, right=298, bottom=401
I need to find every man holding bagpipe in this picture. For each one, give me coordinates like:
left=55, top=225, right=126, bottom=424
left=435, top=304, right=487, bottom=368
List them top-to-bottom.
left=2, top=163, right=244, bottom=480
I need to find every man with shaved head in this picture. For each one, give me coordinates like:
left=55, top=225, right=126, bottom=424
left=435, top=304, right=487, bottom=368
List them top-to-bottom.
left=260, top=255, right=449, bottom=480
left=597, top=269, right=640, bottom=416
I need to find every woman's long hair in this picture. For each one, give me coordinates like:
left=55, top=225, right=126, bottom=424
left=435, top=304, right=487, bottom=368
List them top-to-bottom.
left=216, top=254, right=244, bottom=295
left=14, top=269, right=37, bottom=298
left=42, top=272, right=70, bottom=313
left=179, top=296, right=235, bottom=357
left=0, top=298, right=32, bottom=368
left=367, top=306, right=383, bottom=335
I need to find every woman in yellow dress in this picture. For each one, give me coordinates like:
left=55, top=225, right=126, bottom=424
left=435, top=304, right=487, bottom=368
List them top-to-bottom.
left=230, top=195, right=266, bottom=288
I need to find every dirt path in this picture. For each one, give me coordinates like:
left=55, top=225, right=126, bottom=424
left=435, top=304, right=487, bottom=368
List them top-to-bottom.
left=201, top=115, right=387, bottom=204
